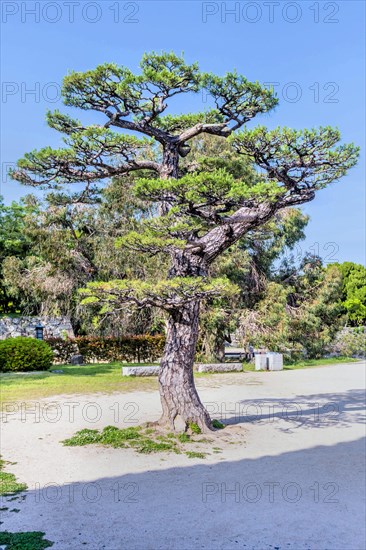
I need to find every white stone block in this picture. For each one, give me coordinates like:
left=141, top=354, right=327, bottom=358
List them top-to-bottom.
left=267, top=353, right=283, bottom=371
left=255, top=354, right=267, bottom=371
left=195, top=363, right=243, bottom=373
left=122, top=366, right=160, bottom=376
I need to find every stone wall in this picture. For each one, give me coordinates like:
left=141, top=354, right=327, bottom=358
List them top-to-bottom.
left=0, top=316, right=74, bottom=340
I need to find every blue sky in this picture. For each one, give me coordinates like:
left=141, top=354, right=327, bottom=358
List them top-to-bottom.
left=1, top=0, right=365, bottom=264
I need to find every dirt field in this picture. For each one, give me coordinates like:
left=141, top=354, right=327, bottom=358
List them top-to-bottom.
left=1, top=361, right=365, bottom=550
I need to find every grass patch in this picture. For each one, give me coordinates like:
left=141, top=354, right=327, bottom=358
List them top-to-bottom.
left=243, top=356, right=358, bottom=372
left=284, top=356, right=359, bottom=369
left=2, top=357, right=358, bottom=404
left=0, top=362, right=159, bottom=403
left=212, top=419, right=225, bottom=429
left=188, top=422, right=201, bottom=434
left=62, top=425, right=214, bottom=457
left=63, top=425, right=180, bottom=454
left=63, top=426, right=143, bottom=448
left=177, top=433, right=191, bottom=443
left=194, top=437, right=213, bottom=443
left=131, top=438, right=179, bottom=454
left=212, top=447, right=223, bottom=454
left=185, top=451, right=207, bottom=459
left=0, top=458, right=27, bottom=496
left=0, top=531, right=53, bottom=549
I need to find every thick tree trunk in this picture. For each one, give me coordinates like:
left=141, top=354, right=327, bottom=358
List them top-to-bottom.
left=157, top=148, right=213, bottom=432
left=158, top=299, right=213, bottom=432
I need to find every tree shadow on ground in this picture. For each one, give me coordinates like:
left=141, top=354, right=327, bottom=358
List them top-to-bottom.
left=218, top=389, right=366, bottom=431
left=1, top=437, right=365, bottom=550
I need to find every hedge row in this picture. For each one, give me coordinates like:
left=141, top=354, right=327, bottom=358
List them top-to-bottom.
left=46, top=335, right=166, bottom=364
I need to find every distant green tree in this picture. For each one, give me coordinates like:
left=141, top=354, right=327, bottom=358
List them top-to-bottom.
left=2, top=185, right=165, bottom=333
left=0, top=197, right=38, bottom=313
left=239, top=261, right=344, bottom=358
left=334, top=262, right=366, bottom=325
left=290, top=264, right=344, bottom=357
left=239, top=281, right=291, bottom=352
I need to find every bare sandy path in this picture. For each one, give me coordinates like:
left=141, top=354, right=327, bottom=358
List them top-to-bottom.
left=1, top=361, right=365, bottom=550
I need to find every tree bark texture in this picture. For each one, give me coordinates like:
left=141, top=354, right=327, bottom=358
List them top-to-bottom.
left=158, top=299, right=213, bottom=432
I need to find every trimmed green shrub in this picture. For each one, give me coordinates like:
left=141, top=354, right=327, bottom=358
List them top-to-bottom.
left=46, top=334, right=165, bottom=364
left=0, top=337, right=54, bottom=372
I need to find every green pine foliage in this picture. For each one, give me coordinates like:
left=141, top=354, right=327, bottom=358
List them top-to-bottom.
left=79, top=277, right=239, bottom=313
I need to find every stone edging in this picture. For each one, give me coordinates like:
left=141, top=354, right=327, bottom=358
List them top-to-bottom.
left=122, top=363, right=243, bottom=376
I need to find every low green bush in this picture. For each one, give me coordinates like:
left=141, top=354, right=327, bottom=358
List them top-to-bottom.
left=0, top=337, right=54, bottom=372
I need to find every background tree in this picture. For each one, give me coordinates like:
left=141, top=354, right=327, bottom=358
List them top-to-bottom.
left=12, top=52, right=359, bottom=431
left=2, top=185, right=165, bottom=334
left=0, top=197, right=38, bottom=313
left=239, top=259, right=344, bottom=358
left=334, top=262, right=366, bottom=325
left=290, top=263, right=344, bottom=357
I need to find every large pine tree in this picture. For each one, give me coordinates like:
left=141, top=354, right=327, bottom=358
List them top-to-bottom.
left=12, top=52, right=359, bottom=431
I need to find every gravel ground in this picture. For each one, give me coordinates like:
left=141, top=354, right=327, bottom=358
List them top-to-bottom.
left=1, top=361, right=365, bottom=550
